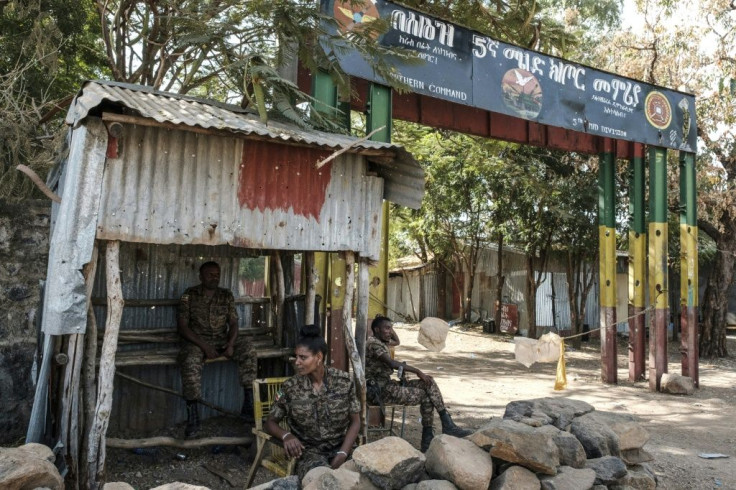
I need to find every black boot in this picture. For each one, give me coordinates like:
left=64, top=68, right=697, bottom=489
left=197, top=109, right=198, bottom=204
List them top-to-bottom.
left=241, top=387, right=255, bottom=425
left=185, top=400, right=200, bottom=439
left=439, top=410, right=472, bottom=438
left=420, top=426, right=435, bottom=452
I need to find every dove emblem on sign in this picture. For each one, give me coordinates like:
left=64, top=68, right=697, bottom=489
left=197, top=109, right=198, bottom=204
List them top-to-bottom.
left=514, top=70, right=534, bottom=87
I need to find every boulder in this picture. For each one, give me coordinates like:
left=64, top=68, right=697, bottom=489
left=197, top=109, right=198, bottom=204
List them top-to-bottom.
left=418, top=318, right=450, bottom=352
left=660, top=373, right=695, bottom=395
left=504, top=398, right=594, bottom=429
left=570, top=411, right=648, bottom=458
left=469, top=418, right=559, bottom=475
left=536, top=425, right=586, bottom=468
left=425, top=434, right=493, bottom=490
left=352, top=436, right=426, bottom=489
left=0, top=443, right=63, bottom=490
left=620, top=448, right=654, bottom=465
left=584, top=456, right=628, bottom=485
left=341, top=460, right=360, bottom=473
left=612, top=464, right=657, bottom=490
left=303, top=466, right=332, bottom=487
left=489, top=466, right=540, bottom=490
left=539, top=466, right=596, bottom=490
left=304, top=467, right=380, bottom=490
left=249, top=476, right=300, bottom=490
left=415, top=480, right=459, bottom=490
left=103, top=484, right=136, bottom=490
left=150, top=484, right=211, bottom=490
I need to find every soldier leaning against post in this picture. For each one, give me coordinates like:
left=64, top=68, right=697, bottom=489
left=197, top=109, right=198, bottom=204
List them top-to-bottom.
left=177, top=261, right=257, bottom=438
left=366, top=316, right=473, bottom=452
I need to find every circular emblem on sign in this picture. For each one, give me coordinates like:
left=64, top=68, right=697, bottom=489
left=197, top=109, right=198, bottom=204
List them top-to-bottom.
left=334, top=1, right=380, bottom=37
left=501, top=69, right=543, bottom=119
left=645, top=91, right=672, bottom=130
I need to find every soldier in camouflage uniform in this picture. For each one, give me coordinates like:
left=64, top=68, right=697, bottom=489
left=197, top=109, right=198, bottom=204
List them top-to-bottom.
left=177, top=261, right=257, bottom=437
left=366, top=316, right=472, bottom=451
left=264, top=324, right=360, bottom=480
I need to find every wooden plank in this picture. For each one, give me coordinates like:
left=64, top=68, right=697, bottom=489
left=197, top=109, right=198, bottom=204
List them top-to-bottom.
left=87, top=241, right=124, bottom=490
left=272, top=251, right=285, bottom=346
left=304, top=251, right=316, bottom=325
left=341, top=252, right=367, bottom=441
left=356, top=259, right=370, bottom=364
left=91, top=296, right=269, bottom=307
left=110, top=346, right=293, bottom=367
left=106, top=436, right=252, bottom=449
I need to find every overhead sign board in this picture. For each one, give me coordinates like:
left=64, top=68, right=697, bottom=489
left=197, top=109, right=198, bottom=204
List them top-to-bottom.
left=322, top=0, right=696, bottom=152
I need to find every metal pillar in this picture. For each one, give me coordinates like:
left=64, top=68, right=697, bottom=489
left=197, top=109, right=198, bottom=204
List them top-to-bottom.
left=366, top=83, right=392, bottom=320
left=599, top=139, right=617, bottom=384
left=628, top=144, right=647, bottom=382
left=648, top=147, right=669, bottom=391
left=680, top=152, right=699, bottom=387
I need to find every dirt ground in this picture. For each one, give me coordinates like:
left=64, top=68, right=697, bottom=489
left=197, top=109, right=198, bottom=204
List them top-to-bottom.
left=107, top=323, right=736, bottom=489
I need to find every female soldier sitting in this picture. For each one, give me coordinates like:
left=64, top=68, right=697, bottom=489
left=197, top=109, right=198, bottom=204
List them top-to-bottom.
left=264, top=324, right=361, bottom=480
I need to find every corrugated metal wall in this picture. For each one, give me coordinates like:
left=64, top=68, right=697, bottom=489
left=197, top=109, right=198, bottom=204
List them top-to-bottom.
left=96, top=124, right=384, bottom=260
left=92, top=242, right=271, bottom=435
left=388, top=246, right=601, bottom=335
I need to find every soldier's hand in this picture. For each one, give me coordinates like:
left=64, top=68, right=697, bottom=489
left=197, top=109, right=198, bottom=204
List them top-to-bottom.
left=201, top=343, right=220, bottom=360
left=223, top=343, right=235, bottom=358
left=417, top=371, right=433, bottom=385
left=282, top=433, right=304, bottom=459
left=330, top=451, right=348, bottom=469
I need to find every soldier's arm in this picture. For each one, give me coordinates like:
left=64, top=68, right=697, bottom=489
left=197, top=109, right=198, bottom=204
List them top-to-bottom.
left=225, top=291, right=239, bottom=354
left=178, top=294, right=218, bottom=359
left=387, top=326, right=401, bottom=347
left=377, top=352, right=432, bottom=384
left=264, top=410, right=304, bottom=458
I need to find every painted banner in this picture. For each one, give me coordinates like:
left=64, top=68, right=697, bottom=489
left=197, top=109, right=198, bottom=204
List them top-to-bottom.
left=321, top=0, right=696, bottom=151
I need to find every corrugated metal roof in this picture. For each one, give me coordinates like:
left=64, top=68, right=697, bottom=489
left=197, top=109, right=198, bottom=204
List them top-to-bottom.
left=66, top=80, right=424, bottom=209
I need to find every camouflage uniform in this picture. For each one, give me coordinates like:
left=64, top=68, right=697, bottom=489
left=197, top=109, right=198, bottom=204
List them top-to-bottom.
left=177, top=285, right=256, bottom=401
left=365, top=336, right=446, bottom=428
left=270, top=366, right=360, bottom=480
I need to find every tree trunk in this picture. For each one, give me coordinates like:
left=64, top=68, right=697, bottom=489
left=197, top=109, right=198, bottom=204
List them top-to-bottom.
left=494, top=233, right=505, bottom=332
left=699, top=237, right=734, bottom=358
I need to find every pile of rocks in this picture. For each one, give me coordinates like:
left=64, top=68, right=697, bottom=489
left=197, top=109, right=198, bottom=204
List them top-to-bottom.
left=255, top=397, right=657, bottom=490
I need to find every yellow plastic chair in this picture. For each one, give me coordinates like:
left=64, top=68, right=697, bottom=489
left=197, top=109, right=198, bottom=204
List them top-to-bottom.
left=245, top=377, right=296, bottom=488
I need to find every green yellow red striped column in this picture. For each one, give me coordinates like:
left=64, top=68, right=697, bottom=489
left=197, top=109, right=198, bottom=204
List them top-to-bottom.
left=366, top=84, right=392, bottom=320
left=599, top=139, right=617, bottom=384
left=628, top=143, right=646, bottom=382
left=648, top=146, right=669, bottom=391
left=680, top=151, right=698, bottom=387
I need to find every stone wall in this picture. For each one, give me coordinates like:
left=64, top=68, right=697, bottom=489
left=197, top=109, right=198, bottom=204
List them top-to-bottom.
left=0, top=199, right=50, bottom=444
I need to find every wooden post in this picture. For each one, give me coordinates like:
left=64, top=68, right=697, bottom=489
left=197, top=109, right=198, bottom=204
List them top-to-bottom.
left=87, top=241, right=124, bottom=489
left=80, top=242, right=99, bottom=487
left=272, top=251, right=285, bottom=347
left=305, top=252, right=316, bottom=325
left=342, top=252, right=367, bottom=441
left=356, top=258, right=370, bottom=364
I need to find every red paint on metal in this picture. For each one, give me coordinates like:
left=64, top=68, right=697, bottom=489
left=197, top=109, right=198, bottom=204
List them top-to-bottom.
left=297, top=65, right=313, bottom=100
left=351, top=78, right=369, bottom=112
left=393, top=92, right=421, bottom=122
left=420, top=97, right=456, bottom=128
left=453, top=105, right=489, bottom=136
left=490, top=112, right=528, bottom=143
left=528, top=122, right=546, bottom=146
left=106, top=136, right=119, bottom=158
left=601, top=137, right=615, bottom=154
left=238, top=141, right=332, bottom=221
left=628, top=305, right=646, bottom=382
left=601, top=306, right=617, bottom=384
left=681, top=306, right=699, bottom=387
left=648, top=309, right=669, bottom=391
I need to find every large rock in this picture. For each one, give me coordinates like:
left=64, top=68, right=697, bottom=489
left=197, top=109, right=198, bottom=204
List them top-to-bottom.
left=417, top=318, right=450, bottom=352
left=660, top=373, right=695, bottom=395
left=504, top=398, right=594, bottom=429
left=570, top=411, right=649, bottom=458
left=468, top=418, right=559, bottom=475
left=537, top=425, right=586, bottom=468
left=425, top=434, right=492, bottom=490
left=352, top=436, right=426, bottom=489
left=0, top=443, right=63, bottom=490
left=620, top=448, right=654, bottom=465
left=584, top=456, right=628, bottom=485
left=612, top=464, right=657, bottom=490
left=303, top=466, right=332, bottom=487
left=490, top=466, right=540, bottom=490
left=539, top=466, right=596, bottom=490
left=304, top=467, right=380, bottom=490
left=249, top=476, right=300, bottom=490
left=415, top=480, right=458, bottom=490
left=149, top=483, right=211, bottom=490
left=103, top=484, right=136, bottom=490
